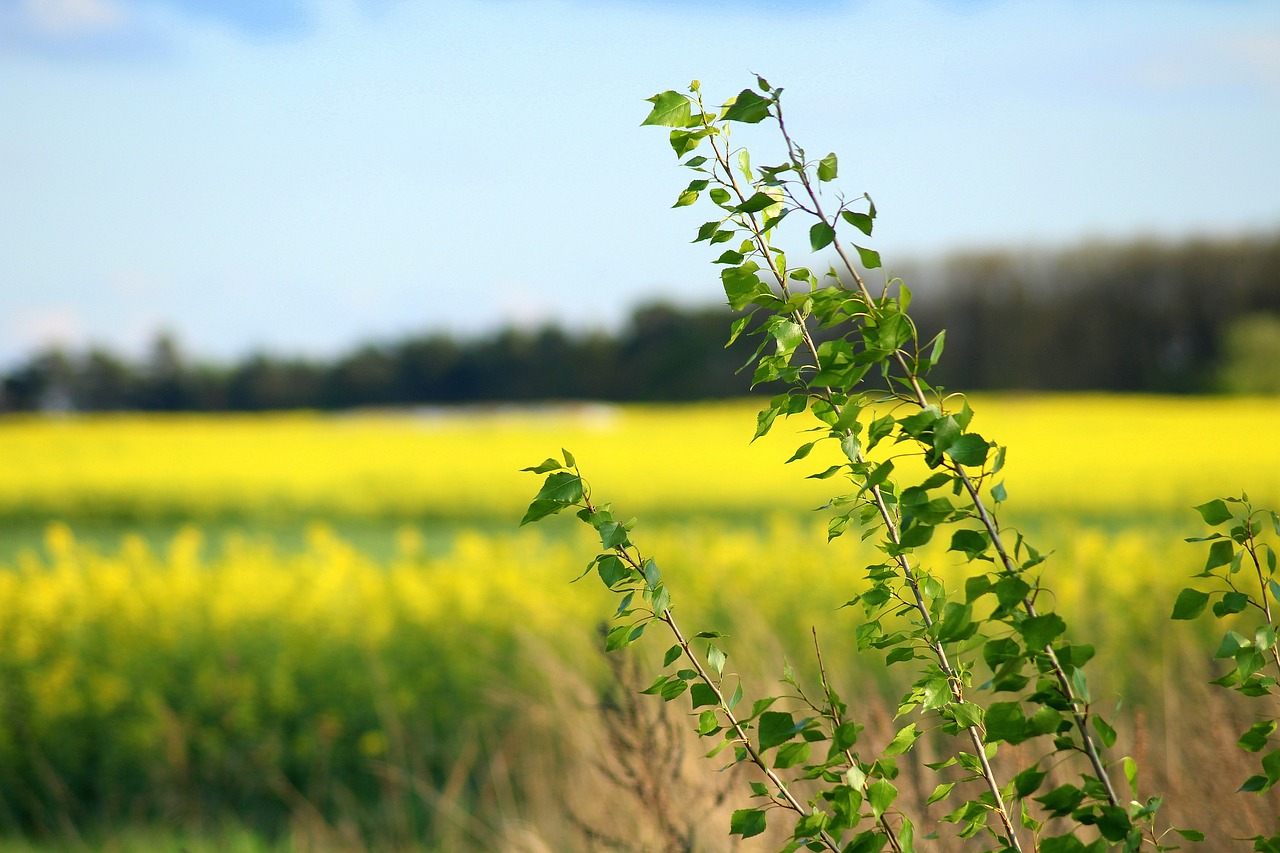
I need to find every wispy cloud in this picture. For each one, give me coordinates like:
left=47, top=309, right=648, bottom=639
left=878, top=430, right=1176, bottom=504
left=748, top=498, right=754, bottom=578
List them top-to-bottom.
left=0, top=0, right=313, bottom=59
left=1128, top=32, right=1280, bottom=95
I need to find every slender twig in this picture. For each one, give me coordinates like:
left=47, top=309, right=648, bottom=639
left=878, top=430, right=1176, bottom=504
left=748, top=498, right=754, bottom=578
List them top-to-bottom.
left=812, top=629, right=906, bottom=853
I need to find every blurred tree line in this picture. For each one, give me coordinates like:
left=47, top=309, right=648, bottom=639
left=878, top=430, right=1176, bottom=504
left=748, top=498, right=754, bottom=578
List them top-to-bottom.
left=3, top=232, right=1278, bottom=413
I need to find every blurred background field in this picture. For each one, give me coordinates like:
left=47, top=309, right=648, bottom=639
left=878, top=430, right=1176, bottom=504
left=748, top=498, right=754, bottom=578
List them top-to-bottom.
left=1, top=396, right=1278, bottom=851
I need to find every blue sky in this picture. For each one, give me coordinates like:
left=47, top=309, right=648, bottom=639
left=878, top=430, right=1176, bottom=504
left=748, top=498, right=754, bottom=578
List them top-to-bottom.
left=2, top=0, right=1278, bottom=368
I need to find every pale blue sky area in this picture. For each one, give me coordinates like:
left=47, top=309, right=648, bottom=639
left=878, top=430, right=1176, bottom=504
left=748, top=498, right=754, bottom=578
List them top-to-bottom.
left=1, top=0, right=1278, bottom=368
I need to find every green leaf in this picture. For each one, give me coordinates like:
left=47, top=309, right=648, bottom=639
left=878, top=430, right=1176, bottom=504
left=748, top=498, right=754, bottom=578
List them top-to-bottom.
left=722, top=89, right=771, bottom=123
left=642, top=91, right=692, bottom=128
left=818, top=152, right=838, bottom=182
left=673, top=189, right=699, bottom=207
left=735, top=191, right=777, bottom=214
left=841, top=209, right=873, bottom=237
left=809, top=221, right=835, bottom=252
left=854, top=244, right=881, bottom=270
left=946, top=433, right=990, bottom=467
left=786, top=441, right=818, bottom=464
left=520, top=458, right=562, bottom=474
left=535, top=471, right=584, bottom=503
left=1195, top=498, right=1234, bottom=526
left=519, top=499, right=567, bottom=526
left=598, top=522, right=628, bottom=550
left=949, top=529, right=989, bottom=560
left=1206, top=538, right=1234, bottom=570
left=596, top=555, right=629, bottom=588
left=643, top=558, right=661, bottom=589
left=1171, top=588, right=1210, bottom=620
left=1214, top=590, right=1251, bottom=617
left=1020, top=613, right=1067, bottom=649
left=605, top=622, right=645, bottom=651
left=662, top=644, right=682, bottom=667
left=707, top=644, right=727, bottom=676
left=689, top=682, right=718, bottom=708
left=951, top=702, right=984, bottom=729
left=984, top=702, right=1030, bottom=745
left=758, top=711, right=799, bottom=749
left=1092, top=715, right=1117, bottom=748
left=1240, top=720, right=1276, bottom=752
left=883, top=722, right=920, bottom=755
left=774, top=741, right=811, bottom=769
left=1123, top=756, right=1139, bottom=796
left=1013, top=765, right=1047, bottom=798
left=867, top=779, right=897, bottom=819
left=926, top=782, right=955, bottom=805
left=1035, top=783, right=1085, bottom=817
left=1095, top=806, right=1132, bottom=842
left=730, top=808, right=767, bottom=838
left=1038, top=835, right=1086, bottom=853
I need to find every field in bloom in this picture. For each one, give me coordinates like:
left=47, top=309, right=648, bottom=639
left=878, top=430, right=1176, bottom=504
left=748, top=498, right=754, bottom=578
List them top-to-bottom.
left=0, top=395, right=1278, bottom=849
left=1, top=395, right=1276, bottom=527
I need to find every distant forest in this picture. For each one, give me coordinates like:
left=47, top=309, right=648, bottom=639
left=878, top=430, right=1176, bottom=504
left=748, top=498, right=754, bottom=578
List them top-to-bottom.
left=4, top=231, right=1279, bottom=413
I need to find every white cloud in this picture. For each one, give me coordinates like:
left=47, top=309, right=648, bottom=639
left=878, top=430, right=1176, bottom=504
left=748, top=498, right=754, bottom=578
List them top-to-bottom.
left=22, top=0, right=126, bottom=36
left=1129, top=32, right=1280, bottom=94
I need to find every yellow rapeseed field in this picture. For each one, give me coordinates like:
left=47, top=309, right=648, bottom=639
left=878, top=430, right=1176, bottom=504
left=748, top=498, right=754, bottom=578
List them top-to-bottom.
left=0, top=395, right=1274, bottom=842
left=0, top=395, right=1275, bottom=522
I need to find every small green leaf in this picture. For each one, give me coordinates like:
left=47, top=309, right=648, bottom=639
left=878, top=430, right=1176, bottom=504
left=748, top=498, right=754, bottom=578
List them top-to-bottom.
left=722, top=89, right=772, bottom=123
left=642, top=90, right=692, bottom=128
left=818, top=152, right=838, bottom=182
left=735, top=191, right=777, bottom=214
left=841, top=209, right=873, bottom=236
left=809, top=221, right=835, bottom=251
left=854, top=244, right=881, bottom=270
left=946, top=433, right=990, bottom=467
left=520, top=458, right=562, bottom=474
left=535, top=471, right=584, bottom=503
left=1195, top=498, right=1234, bottom=526
left=519, top=499, right=568, bottom=526
left=1206, top=538, right=1234, bottom=570
left=596, top=555, right=629, bottom=588
left=1171, top=588, right=1210, bottom=620
left=1214, top=590, right=1251, bottom=617
left=1020, top=613, right=1067, bottom=649
left=662, top=644, right=682, bottom=667
left=707, top=644, right=727, bottom=676
left=689, top=682, right=718, bottom=708
left=758, top=711, right=799, bottom=749
left=1092, top=715, right=1117, bottom=748
left=1239, top=720, right=1276, bottom=752
left=883, top=722, right=920, bottom=755
left=773, top=741, right=811, bottom=769
left=1123, top=756, right=1139, bottom=796
left=1013, top=765, right=1047, bottom=798
left=867, top=779, right=897, bottom=819
left=926, top=782, right=955, bottom=805
left=1035, top=783, right=1085, bottom=817
left=730, top=808, right=767, bottom=838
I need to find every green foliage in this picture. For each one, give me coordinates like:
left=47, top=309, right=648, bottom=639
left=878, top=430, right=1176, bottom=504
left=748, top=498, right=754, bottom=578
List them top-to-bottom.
left=521, top=77, right=1210, bottom=852
left=1178, top=493, right=1280, bottom=849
